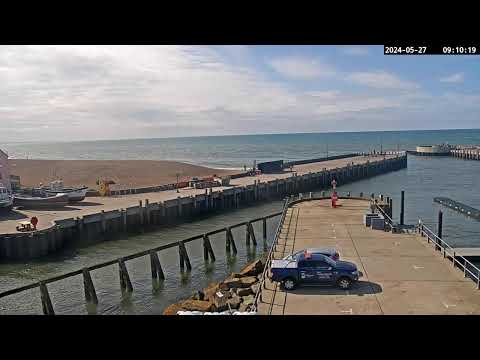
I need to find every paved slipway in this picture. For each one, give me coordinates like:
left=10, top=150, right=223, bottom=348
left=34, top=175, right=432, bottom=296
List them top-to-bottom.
left=0, top=155, right=393, bottom=235
left=259, top=199, right=480, bottom=315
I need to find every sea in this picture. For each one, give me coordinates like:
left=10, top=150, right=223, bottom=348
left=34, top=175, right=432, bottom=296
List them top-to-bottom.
left=1, top=129, right=480, bottom=314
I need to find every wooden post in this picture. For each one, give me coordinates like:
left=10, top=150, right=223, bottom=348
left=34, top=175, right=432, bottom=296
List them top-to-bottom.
left=400, top=190, right=405, bottom=225
left=177, top=197, right=182, bottom=217
left=389, top=197, right=393, bottom=218
left=145, top=199, right=150, bottom=225
left=139, top=200, right=144, bottom=228
left=122, top=209, right=128, bottom=233
left=101, top=210, right=106, bottom=233
left=436, top=210, right=443, bottom=251
left=77, top=217, right=84, bottom=238
left=263, top=218, right=267, bottom=241
left=246, top=222, right=251, bottom=246
left=248, top=222, right=257, bottom=246
left=226, top=227, right=237, bottom=255
left=226, top=228, right=231, bottom=253
left=203, top=234, right=216, bottom=262
left=178, top=241, right=192, bottom=271
left=150, top=250, right=165, bottom=280
left=118, top=258, right=133, bottom=292
left=82, top=268, right=98, bottom=304
left=39, top=281, right=55, bottom=315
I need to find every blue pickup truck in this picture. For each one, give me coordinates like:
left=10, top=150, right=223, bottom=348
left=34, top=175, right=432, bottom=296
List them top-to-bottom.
left=268, top=249, right=361, bottom=290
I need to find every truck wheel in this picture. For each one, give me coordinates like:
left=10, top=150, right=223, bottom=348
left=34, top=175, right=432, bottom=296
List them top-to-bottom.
left=337, top=277, right=352, bottom=290
left=282, top=278, right=297, bottom=290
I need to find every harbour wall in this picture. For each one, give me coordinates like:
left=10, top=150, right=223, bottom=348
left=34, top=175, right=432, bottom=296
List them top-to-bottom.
left=0, top=155, right=407, bottom=261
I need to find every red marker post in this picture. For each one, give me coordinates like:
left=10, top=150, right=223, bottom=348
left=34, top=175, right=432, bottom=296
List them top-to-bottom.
left=331, top=192, right=338, bottom=208
left=30, top=216, right=38, bottom=231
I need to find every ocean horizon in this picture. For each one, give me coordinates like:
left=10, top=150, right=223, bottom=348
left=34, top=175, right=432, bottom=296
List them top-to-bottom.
left=3, top=128, right=480, bottom=169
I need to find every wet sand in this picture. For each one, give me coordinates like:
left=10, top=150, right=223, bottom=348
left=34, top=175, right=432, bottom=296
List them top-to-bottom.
left=8, top=159, right=238, bottom=190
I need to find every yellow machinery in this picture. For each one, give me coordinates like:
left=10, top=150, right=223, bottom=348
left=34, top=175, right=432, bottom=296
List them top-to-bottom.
left=97, top=179, right=114, bottom=197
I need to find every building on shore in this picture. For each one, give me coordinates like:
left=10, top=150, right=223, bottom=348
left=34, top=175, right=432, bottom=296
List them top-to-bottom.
left=414, top=144, right=451, bottom=156
left=0, top=149, right=11, bottom=191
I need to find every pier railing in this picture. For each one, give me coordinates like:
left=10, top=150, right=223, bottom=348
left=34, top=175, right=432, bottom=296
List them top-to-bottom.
left=253, top=197, right=290, bottom=312
left=0, top=211, right=283, bottom=314
left=418, top=222, right=480, bottom=289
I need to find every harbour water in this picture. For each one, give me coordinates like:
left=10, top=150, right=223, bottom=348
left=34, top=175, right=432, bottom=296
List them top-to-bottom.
left=1, top=129, right=480, bottom=314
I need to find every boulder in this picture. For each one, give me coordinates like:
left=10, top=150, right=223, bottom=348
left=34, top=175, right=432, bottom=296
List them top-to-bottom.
left=239, top=259, right=264, bottom=277
left=231, top=272, right=247, bottom=278
left=239, top=276, right=258, bottom=288
left=219, top=278, right=242, bottom=290
left=203, top=282, right=220, bottom=302
left=250, top=283, right=260, bottom=295
left=236, top=287, right=252, bottom=297
left=191, top=290, right=205, bottom=301
left=212, top=290, right=230, bottom=312
left=227, top=295, right=242, bottom=310
left=241, top=295, right=255, bottom=307
left=180, top=300, right=214, bottom=312
left=163, top=303, right=185, bottom=315
left=238, top=303, right=251, bottom=312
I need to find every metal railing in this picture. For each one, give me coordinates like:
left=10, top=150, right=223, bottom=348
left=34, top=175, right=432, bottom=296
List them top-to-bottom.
left=252, top=197, right=291, bottom=312
left=375, top=203, right=393, bottom=227
left=418, top=221, right=480, bottom=289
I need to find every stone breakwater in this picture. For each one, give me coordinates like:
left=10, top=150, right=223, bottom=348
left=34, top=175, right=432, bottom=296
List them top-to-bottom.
left=163, top=256, right=266, bottom=315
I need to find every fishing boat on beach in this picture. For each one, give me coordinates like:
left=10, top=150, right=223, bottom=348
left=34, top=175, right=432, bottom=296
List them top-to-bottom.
left=43, top=180, right=88, bottom=202
left=0, top=184, right=13, bottom=211
left=13, top=193, right=69, bottom=209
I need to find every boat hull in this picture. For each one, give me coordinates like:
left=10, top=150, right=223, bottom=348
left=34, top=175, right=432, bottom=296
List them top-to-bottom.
left=44, top=187, right=88, bottom=202
left=13, top=194, right=69, bottom=209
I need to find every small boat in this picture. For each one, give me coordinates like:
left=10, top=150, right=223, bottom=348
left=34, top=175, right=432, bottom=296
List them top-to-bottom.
left=42, top=180, right=88, bottom=202
left=0, top=184, right=13, bottom=211
left=44, top=187, right=88, bottom=202
left=13, top=193, right=69, bottom=209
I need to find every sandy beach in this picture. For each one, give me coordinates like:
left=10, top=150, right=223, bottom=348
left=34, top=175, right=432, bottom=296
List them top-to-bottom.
left=8, top=159, right=238, bottom=190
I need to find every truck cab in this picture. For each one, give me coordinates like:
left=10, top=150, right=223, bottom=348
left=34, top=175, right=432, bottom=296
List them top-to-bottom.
left=269, top=250, right=361, bottom=290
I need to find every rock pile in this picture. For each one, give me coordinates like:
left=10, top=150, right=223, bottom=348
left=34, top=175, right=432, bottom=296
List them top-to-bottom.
left=163, top=258, right=265, bottom=315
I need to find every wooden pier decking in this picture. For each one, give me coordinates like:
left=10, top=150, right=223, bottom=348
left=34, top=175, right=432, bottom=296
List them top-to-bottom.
left=0, top=154, right=396, bottom=235
left=258, top=198, right=480, bottom=315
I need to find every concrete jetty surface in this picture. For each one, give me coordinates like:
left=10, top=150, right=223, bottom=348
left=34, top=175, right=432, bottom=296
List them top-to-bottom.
left=0, top=155, right=394, bottom=235
left=258, top=199, right=480, bottom=315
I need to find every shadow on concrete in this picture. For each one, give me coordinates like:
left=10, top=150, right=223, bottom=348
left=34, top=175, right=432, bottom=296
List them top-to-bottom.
left=71, top=201, right=104, bottom=207
left=0, top=209, right=29, bottom=221
left=289, top=280, right=382, bottom=296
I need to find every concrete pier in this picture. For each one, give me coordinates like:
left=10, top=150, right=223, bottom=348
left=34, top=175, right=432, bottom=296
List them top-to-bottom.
left=0, top=154, right=407, bottom=260
left=258, top=198, right=480, bottom=315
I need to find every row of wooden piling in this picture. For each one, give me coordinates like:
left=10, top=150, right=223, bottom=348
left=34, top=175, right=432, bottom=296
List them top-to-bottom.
left=0, top=211, right=281, bottom=315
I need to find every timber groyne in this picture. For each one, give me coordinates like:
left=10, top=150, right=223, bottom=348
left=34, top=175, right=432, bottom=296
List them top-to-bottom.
left=0, top=154, right=407, bottom=261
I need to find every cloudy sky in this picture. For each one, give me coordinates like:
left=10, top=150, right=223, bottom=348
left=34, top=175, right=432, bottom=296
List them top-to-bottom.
left=1, top=45, right=479, bottom=142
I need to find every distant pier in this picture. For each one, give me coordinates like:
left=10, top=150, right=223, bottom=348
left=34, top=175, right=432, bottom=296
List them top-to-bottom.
left=408, top=144, right=480, bottom=160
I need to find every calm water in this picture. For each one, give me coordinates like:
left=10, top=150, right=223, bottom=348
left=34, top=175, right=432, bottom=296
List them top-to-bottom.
left=1, top=129, right=480, bottom=314
left=4, top=129, right=480, bottom=169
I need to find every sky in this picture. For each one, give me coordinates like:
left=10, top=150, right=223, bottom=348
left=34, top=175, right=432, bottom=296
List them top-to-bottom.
left=1, top=45, right=479, bottom=142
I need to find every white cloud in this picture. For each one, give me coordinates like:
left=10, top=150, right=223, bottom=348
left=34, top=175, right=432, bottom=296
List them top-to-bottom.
left=0, top=46, right=477, bottom=142
left=341, top=46, right=370, bottom=56
left=267, top=56, right=335, bottom=80
left=347, top=71, right=419, bottom=90
left=440, top=73, right=464, bottom=83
